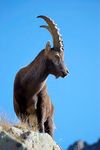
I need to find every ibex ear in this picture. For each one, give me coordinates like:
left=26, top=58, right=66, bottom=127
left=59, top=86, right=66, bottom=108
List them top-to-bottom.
left=45, top=41, right=51, bottom=54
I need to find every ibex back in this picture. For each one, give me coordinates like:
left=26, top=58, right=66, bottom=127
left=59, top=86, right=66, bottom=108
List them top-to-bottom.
left=13, top=15, right=69, bottom=137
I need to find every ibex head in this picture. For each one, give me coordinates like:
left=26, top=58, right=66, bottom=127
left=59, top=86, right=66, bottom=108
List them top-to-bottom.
left=37, top=15, right=69, bottom=78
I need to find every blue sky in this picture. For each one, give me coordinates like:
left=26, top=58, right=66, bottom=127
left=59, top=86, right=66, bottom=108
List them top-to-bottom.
left=0, top=0, right=100, bottom=149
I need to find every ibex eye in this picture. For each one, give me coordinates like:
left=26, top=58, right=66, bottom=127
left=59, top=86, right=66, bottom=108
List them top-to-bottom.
left=55, top=54, right=60, bottom=59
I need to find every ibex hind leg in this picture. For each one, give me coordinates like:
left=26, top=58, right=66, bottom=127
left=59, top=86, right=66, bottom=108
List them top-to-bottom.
left=44, top=117, right=54, bottom=138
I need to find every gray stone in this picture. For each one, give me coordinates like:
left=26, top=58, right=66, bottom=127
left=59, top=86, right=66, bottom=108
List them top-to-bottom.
left=0, top=125, right=61, bottom=150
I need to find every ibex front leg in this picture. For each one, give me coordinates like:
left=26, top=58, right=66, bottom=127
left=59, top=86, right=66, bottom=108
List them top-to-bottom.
left=37, top=85, right=54, bottom=137
left=37, top=89, right=46, bottom=133
left=44, top=117, right=54, bottom=137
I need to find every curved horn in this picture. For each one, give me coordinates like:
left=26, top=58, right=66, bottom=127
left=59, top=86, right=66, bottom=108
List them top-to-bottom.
left=37, top=15, right=64, bottom=51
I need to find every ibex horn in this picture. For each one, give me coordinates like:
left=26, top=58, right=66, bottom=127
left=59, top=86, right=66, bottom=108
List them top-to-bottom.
left=37, top=15, right=64, bottom=52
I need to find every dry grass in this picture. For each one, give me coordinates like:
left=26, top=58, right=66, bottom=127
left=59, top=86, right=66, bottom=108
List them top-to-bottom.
left=0, top=113, right=39, bottom=132
left=0, top=113, right=12, bottom=131
left=15, top=114, right=39, bottom=131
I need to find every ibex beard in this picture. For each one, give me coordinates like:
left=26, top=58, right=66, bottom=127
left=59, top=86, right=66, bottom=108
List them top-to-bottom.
left=13, top=15, right=69, bottom=138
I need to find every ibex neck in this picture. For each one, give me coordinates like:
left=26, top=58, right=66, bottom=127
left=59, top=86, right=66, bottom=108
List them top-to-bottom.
left=23, top=50, right=48, bottom=96
left=29, top=50, right=48, bottom=80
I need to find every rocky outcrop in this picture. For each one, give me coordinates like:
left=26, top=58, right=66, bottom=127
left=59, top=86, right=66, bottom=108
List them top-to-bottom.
left=0, top=125, right=61, bottom=150
left=67, top=139, right=100, bottom=150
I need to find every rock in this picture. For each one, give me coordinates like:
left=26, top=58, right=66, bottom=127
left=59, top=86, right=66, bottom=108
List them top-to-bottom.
left=0, top=125, right=61, bottom=150
left=67, top=139, right=100, bottom=150
left=67, top=140, right=87, bottom=150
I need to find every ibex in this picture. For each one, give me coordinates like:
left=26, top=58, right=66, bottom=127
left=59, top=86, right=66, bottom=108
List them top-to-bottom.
left=13, top=15, right=69, bottom=137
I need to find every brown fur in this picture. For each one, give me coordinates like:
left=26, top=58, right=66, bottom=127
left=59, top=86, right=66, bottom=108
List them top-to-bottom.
left=13, top=17, right=69, bottom=137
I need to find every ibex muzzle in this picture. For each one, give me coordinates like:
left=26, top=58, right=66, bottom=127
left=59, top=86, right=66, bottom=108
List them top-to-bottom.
left=56, top=60, right=69, bottom=78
